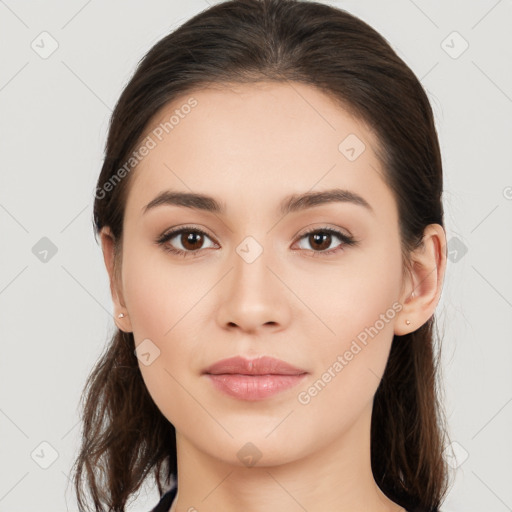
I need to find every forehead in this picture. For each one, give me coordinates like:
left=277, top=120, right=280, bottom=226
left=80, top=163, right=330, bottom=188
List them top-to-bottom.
left=124, top=81, right=395, bottom=221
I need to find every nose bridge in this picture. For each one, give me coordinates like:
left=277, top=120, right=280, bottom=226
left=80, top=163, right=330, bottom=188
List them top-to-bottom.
left=227, top=208, right=274, bottom=279
left=216, top=232, right=288, bottom=331
left=231, top=233, right=274, bottom=298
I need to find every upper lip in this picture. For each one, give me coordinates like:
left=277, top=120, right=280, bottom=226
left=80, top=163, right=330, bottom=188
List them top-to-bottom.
left=203, top=356, right=307, bottom=376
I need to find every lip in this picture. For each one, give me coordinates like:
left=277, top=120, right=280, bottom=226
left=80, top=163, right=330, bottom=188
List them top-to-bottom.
left=203, top=355, right=307, bottom=376
left=203, top=356, right=308, bottom=401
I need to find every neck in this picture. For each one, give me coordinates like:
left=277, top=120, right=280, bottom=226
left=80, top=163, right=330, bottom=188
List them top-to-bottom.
left=169, top=402, right=405, bottom=512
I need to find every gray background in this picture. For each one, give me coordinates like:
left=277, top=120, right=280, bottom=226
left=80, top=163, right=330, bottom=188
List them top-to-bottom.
left=1, top=0, right=511, bottom=511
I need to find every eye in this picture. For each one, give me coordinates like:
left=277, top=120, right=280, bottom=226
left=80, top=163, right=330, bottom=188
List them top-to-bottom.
left=156, top=225, right=358, bottom=258
left=156, top=226, right=218, bottom=258
left=293, top=227, right=358, bottom=257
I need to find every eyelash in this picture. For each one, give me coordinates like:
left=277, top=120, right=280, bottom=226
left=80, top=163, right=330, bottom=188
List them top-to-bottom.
left=155, top=225, right=358, bottom=259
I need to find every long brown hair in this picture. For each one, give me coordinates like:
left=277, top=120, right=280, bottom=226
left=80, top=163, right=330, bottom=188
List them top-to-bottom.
left=71, top=1, right=451, bottom=510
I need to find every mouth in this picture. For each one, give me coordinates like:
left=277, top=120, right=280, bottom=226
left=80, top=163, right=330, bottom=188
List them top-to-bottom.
left=203, top=355, right=308, bottom=401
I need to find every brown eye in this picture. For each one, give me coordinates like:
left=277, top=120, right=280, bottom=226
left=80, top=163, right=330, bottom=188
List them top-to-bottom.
left=156, top=225, right=357, bottom=259
left=156, top=227, right=217, bottom=257
left=295, top=227, right=357, bottom=256
left=180, top=231, right=205, bottom=251
left=308, top=232, right=333, bottom=251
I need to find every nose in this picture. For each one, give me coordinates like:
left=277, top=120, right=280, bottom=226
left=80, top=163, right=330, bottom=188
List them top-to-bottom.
left=215, top=243, right=292, bottom=334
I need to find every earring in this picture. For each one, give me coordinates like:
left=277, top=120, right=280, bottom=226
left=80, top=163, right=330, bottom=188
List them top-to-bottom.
left=118, top=312, right=126, bottom=318
left=405, top=319, right=411, bottom=325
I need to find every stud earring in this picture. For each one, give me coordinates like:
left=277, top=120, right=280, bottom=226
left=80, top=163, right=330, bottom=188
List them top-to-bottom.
left=118, top=312, right=126, bottom=318
left=405, top=319, right=411, bottom=325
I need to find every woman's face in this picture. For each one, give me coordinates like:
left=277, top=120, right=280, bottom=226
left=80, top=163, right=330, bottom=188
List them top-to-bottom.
left=104, top=81, right=414, bottom=466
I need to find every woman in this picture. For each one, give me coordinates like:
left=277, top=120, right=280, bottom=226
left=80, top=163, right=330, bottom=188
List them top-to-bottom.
left=71, top=1, right=451, bottom=511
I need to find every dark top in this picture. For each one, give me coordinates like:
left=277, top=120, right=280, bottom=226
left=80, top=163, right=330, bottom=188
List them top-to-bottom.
left=150, top=484, right=177, bottom=512
left=149, top=485, right=423, bottom=512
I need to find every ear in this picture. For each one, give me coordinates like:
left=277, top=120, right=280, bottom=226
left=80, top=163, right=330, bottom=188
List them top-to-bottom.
left=394, top=223, right=447, bottom=336
left=99, top=226, right=133, bottom=333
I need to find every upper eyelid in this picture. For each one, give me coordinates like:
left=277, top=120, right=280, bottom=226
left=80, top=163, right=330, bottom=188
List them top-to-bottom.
left=160, top=224, right=349, bottom=237
left=159, top=225, right=353, bottom=247
left=160, top=226, right=217, bottom=242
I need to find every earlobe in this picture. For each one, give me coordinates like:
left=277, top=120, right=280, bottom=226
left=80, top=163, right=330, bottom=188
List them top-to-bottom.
left=394, top=224, right=447, bottom=336
left=99, top=227, right=133, bottom=333
left=116, top=311, right=132, bottom=333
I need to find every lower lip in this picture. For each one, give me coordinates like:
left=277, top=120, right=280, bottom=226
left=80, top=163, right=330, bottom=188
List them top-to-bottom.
left=205, top=373, right=307, bottom=401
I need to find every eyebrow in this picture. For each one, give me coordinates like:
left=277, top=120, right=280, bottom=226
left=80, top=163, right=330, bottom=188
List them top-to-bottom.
left=142, top=187, right=374, bottom=216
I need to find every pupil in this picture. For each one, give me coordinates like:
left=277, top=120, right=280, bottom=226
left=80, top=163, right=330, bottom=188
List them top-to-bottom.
left=183, top=232, right=202, bottom=250
left=312, top=233, right=330, bottom=250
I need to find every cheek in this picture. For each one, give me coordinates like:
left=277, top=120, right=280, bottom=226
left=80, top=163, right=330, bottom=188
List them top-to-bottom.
left=299, top=238, right=403, bottom=407
left=296, top=239, right=403, bottom=350
left=122, top=240, right=206, bottom=340
left=121, top=243, right=210, bottom=423
left=292, top=262, right=403, bottom=443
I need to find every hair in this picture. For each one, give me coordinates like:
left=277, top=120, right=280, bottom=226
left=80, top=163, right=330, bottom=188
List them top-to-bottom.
left=71, top=0, right=451, bottom=510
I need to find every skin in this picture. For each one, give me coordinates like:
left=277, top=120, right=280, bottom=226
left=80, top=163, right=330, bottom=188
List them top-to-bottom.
left=100, top=81, right=446, bottom=512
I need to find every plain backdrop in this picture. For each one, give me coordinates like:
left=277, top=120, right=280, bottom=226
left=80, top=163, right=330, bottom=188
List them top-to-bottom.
left=1, top=1, right=511, bottom=511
